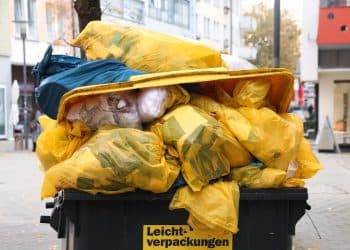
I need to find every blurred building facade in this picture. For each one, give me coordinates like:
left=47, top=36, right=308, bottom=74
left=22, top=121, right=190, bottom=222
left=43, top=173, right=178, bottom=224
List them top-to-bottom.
left=0, top=0, right=77, bottom=139
left=0, top=0, right=252, bottom=140
left=0, top=0, right=12, bottom=138
left=100, top=0, right=253, bottom=57
left=101, top=0, right=196, bottom=39
left=194, top=0, right=231, bottom=52
left=301, top=0, right=350, bottom=144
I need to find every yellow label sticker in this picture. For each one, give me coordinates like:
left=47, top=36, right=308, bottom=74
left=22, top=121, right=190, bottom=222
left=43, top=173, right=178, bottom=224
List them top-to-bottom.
left=143, top=225, right=232, bottom=250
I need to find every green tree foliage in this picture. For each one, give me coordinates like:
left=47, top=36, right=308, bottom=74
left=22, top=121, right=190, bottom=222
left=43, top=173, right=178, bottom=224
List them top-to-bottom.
left=244, top=3, right=300, bottom=72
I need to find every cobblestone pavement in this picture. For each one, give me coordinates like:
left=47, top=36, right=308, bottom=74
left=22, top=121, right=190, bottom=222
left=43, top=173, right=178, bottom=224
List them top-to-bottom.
left=0, top=149, right=349, bottom=250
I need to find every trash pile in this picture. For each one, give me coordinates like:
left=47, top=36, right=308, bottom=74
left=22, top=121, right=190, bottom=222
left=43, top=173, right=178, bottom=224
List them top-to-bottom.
left=35, top=21, right=323, bottom=237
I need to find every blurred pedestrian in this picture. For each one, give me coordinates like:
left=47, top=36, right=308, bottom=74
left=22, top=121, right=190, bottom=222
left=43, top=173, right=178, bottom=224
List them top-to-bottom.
left=307, top=104, right=315, bottom=120
left=31, top=108, right=42, bottom=152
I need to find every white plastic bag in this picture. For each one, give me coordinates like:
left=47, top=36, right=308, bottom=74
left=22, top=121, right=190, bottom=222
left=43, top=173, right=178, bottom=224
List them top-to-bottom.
left=221, top=54, right=256, bottom=70
left=137, top=86, right=190, bottom=123
left=137, top=87, right=170, bottom=123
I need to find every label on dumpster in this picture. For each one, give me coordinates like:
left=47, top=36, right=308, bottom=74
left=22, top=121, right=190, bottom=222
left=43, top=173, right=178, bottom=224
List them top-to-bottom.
left=143, top=225, right=232, bottom=249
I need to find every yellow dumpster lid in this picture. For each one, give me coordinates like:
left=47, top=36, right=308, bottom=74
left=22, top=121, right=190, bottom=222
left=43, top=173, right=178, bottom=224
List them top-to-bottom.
left=56, top=67, right=294, bottom=123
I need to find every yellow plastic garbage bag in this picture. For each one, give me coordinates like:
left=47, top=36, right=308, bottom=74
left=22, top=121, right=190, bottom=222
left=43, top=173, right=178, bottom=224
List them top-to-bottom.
left=71, top=21, right=226, bottom=73
left=214, top=79, right=271, bottom=109
left=190, top=94, right=252, bottom=142
left=190, top=95, right=303, bottom=172
left=151, top=105, right=251, bottom=191
left=237, top=108, right=303, bottom=171
left=38, top=115, right=57, bottom=131
left=36, top=117, right=91, bottom=171
left=41, top=128, right=180, bottom=199
left=282, top=138, right=323, bottom=187
left=295, top=138, right=324, bottom=179
left=230, top=166, right=286, bottom=188
left=282, top=178, right=305, bottom=188
left=169, top=181, right=240, bottom=235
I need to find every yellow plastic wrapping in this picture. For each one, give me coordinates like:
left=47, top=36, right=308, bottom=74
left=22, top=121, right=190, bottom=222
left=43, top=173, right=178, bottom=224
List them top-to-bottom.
left=70, top=21, right=226, bottom=73
left=56, top=68, right=295, bottom=123
left=214, top=79, right=271, bottom=109
left=190, top=94, right=253, bottom=142
left=190, top=95, right=304, bottom=172
left=151, top=105, right=251, bottom=191
left=237, top=108, right=303, bottom=171
left=39, top=115, right=57, bottom=131
left=36, top=117, right=91, bottom=171
left=41, top=128, right=180, bottom=199
left=282, top=138, right=323, bottom=187
left=295, top=138, right=324, bottom=179
left=230, top=166, right=286, bottom=189
left=283, top=178, right=305, bottom=188
left=169, top=181, right=240, bottom=235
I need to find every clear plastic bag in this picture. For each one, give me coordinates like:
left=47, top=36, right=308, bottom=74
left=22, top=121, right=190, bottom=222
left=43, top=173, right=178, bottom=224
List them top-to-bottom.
left=66, top=91, right=142, bottom=130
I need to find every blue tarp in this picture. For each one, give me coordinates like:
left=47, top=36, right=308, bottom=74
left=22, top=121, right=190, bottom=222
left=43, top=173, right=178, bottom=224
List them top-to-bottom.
left=32, top=46, right=85, bottom=83
left=34, top=46, right=144, bottom=119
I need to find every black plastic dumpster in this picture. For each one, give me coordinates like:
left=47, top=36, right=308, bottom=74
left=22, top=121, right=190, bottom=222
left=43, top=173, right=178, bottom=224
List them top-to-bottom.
left=41, top=188, right=308, bottom=250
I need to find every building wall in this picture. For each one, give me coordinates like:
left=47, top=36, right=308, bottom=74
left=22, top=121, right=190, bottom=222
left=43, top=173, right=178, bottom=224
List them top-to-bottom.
left=0, top=0, right=12, bottom=138
left=0, top=0, right=11, bottom=56
left=6, top=0, right=75, bottom=138
left=9, top=0, right=75, bottom=66
left=100, top=0, right=249, bottom=57
left=101, top=0, right=195, bottom=39
left=145, top=0, right=196, bottom=38
left=195, top=0, right=231, bottom=52
left=300, top=0, right=319, bottom=82
left=318, top=6, right=350, bottom=45
left=145, top=16, right=194, bottom=38
left=0, top=57, right=12, bottom=139
left=318, top=70, right=350, bottom=131
left=334, top=82, right=350, bottom=131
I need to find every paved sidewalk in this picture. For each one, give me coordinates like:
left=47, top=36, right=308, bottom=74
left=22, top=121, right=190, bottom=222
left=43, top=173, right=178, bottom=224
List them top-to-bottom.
left=0, top=148, right=349, bottom=249
left=0, top=151, right=59, bottom=250
left=294, top=153, right=350, bottom=250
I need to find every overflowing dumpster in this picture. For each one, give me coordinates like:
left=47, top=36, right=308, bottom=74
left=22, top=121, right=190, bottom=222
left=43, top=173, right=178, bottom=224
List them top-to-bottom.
left=36, top=21, right=323, bottom=250
left=41, top=188, right=308, bottom=250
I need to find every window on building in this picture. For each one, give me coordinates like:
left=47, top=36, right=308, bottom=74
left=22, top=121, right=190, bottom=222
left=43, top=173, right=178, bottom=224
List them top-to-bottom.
left=14, top=0, right=38, bottom=40
left=14, top=0, right=23, bottom=36
left=27, top=0, right=37, bottom=39
left=102, top=0, right=144, bottom=23
left=102, top=0, right=124, bottom=17
left=149, top=0, right=189, bottom=28
left=149, top=0, right=170, bottom=23
left=149, top=0, right=163, bottom=8
left=174, top=0, right=190, bottom=28
left=213, top=0, right=220, bottom=8
left=320, top=0, right=350, bottom=6
left=46, top=3, right=67, bottom=42
left=46, top=3, right=55, bottom=41
left=57, top=6, right=66, bottom=38
left=195, top=13, right=199, bottom=34
left=204, top=17, right=210, bottom=38
left=213, top=21, right=220, bottom=40
left=223, top=24, right=228, bottom=38
left=319, top=49, right=350, bottom=68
